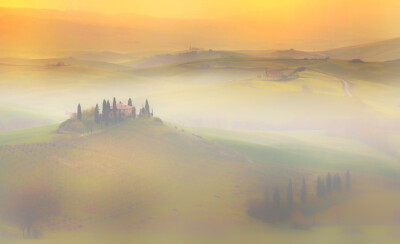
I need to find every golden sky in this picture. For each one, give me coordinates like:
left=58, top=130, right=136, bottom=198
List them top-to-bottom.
left=0, top=0, right=398, bottom=19
left=0, top=0, right=399, bottom=54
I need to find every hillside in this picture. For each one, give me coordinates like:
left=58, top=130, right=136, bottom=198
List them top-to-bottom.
left=320, top=38, right=400, bottom=62
left=134, top=49, right=246, bottom=68
left=239, top=49, right=327, bottom=60
left=74, top=52, right=135, bottom=64
left=2, top=56, right=400, bottom=133
left=0, top=57, right=130, bottom=72
left=0, top=106, right=54, bottom=132
left=0, top=119, right=399, bottom=243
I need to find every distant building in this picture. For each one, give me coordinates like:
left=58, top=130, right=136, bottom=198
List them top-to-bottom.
left=349, top=59, right=364, bottom=63
left=56, top=62, right=65, bottom=66
left=265, top=70, right=287, bottom=80
left=266, top=70, right=284, bottom=78
left=110, top=102, right=135, bottom=117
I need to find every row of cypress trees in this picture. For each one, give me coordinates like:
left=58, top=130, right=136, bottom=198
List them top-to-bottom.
left=76, top=97, right=137, bottom=124
left=272, top=170, right=351, bottom=207
left=316, top=170, right=350, bottom=198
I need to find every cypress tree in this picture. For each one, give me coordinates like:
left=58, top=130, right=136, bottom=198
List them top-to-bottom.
left=112, top=97, right=117, bottom=121
left=128, top=98, right=132, bottom=106
left=145, top=99, right=150, bottom=115
left=106, top=100, right=111, bottom=125
left=77, top=104, right=82, bottom=121
left=94, top=104, right=100, bottom=123
left=346, top=170, right=350, bottom=192
left=326, top=172, right=332, bottom=195
left=333, top=174, right=342, bottom=193
left=301, top=177, right=307, bottom=204
left=287, top=179, right=293, bottom=208
left=273, top=188, right=280, bottom=206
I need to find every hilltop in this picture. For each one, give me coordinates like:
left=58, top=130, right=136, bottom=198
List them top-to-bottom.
left=320, top=37, right=400, bottom=62
left=133, top=49, right=246, bottom=68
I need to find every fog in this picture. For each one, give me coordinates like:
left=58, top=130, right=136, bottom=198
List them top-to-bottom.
left=1, top=11, right=400, bottom=243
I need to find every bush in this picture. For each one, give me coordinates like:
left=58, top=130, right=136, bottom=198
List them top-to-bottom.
left=153, top=117, right=163, bottom=124
left=58, top=119, right=85, bottom=134
left=5, top=186, right=60, bottom=238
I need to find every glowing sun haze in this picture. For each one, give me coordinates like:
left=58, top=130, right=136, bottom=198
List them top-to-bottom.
left=0, top=0, right=399, bottom=54
left=1, top=0, right=399, bottom=19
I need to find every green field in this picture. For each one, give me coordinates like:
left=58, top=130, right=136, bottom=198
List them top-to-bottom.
left=0, top=106, right=55, bottom=132
left=0, top=119, right=399, bottom=243
left=0, top=124, right=58, bottom=145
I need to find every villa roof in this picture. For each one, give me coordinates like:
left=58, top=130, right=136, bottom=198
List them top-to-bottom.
left=111, top=102, right=134, bottom=110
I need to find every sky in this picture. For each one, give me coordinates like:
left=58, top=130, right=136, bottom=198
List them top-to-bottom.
left=0, top=0, right=398, bottom=19
left=0, top=0, right=399, bottom=54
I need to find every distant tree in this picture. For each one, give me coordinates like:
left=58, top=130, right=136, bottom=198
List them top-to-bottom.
left=112, top=97, right=117, bottom=122
left=128, top=98, right=132, bottom=106
left=102, top=99, right=107, bottom=121
left=145, top=99, right=150, bottom=114
left=106, top=100, right=111, bottom=125
left=77, top=104, right=82, bottom=120
left=94, top=104, right=100, bottom=123
left=132, top=107, right=136, bottom=119
left=139, top=107, right=145, bottom=118
left=346, top=170, right=350, bottom=192
left=326, top=172, right=332, bottom=195
left=333, top=174, right=342, bottom=193
left=301, top=177, right=307, bottom=204
left=287, top=179, right=293, bottom=208
left=7, top=187, right=60, bottom=238
left=273, top=188, right=280, bottom=206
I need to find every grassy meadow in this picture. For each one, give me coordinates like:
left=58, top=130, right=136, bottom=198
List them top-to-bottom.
left=0, top=50, right=400, bottom=243
left=0, top=117, right=399, bottom=243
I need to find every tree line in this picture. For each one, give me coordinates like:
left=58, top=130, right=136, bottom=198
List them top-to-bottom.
left=76, top=97, right=153, bottom=126
left=248, top=170, right=352, bottom=225
left=277, top=170, right=351, bottom=207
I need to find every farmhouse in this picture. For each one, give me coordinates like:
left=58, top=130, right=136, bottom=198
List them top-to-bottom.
left=265, top=70, right=287, bottom=80
left=266, top=70, right=284, bottom=78
left=110, top=102, right=135, bottom=117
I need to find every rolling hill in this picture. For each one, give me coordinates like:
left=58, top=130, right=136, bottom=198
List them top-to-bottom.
left=320, top=37, right=400, bottom=62
left=133, top=49, right=246, bottom=68
left=239, top=49, right=327, bottom=60
left=74, top=52, right=135, bottom=64
left=2, top=56, right=400, bottom=134
left=0, top=57, right=130, bottom=72
left=0, top=106, right=54, bottom=132
left=0, top=118, right=399, bottom=243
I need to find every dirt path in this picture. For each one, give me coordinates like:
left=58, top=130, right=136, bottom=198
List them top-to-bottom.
left=309, top=69, right=353, bottom=97
left=339, top=78, right=353, bottom=97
